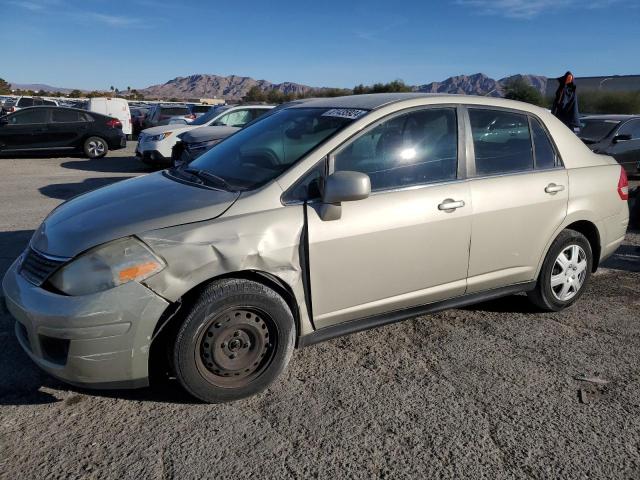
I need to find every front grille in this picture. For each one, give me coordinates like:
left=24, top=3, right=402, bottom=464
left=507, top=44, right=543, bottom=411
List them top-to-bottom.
left=19, top=247, right=68, bottom=286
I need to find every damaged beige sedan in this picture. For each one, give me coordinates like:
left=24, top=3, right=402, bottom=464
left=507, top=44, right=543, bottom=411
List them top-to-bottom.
left=2, top=94, right=630, bottom=403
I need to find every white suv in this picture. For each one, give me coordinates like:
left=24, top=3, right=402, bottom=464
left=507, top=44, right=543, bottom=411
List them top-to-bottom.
left=1, top=96, right=59, bottom=115
left=136, top=105, right=273, bottom=165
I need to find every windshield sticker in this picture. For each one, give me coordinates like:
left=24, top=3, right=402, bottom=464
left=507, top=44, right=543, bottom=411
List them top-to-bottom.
left=322, top=108, right=368, bottom=120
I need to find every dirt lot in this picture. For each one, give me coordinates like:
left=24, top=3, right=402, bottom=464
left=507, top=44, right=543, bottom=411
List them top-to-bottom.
left=1, top=144, right=639, bottom=479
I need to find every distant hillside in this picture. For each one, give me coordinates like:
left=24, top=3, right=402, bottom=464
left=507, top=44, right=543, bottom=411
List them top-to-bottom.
left=11, top=73, right=639, bottom=100
left=414, top=73, right=548, bottom=97
left=138, top=74, right=320, bottom=101
left=9, top=83, right=75, bottom=94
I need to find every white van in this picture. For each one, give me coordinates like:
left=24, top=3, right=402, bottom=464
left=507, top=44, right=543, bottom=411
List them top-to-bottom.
left=87, top=97, right=132, bottom=137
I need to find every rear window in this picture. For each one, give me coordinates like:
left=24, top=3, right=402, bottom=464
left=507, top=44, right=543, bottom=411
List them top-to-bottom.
left=190, top=105, right=211, bottom=113
left=161, top=107, right=189, bottom=116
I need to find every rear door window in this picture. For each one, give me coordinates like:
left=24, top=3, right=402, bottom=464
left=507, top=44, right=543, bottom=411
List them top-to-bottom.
left=51, top=109, right=83, bottom=123
left=469, top=109, right=533, bottom=176
left=216, top=110, right=253, bottom=127
left=530, top=118, right=559, bottom=169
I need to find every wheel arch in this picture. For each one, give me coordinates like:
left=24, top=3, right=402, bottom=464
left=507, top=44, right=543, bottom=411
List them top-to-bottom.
left=536, top=217, right=602, bottom=279
left=563, top=220, right=601, bottom=272
left=148, top=269, right=303, bottom=380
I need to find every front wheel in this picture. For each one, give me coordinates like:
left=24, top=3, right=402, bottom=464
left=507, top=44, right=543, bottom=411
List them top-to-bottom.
left=83, top=136, right=108, bottom=159
left=527, top=229, right=593, bottom=311
left=173, top=279, right=295, bottom=403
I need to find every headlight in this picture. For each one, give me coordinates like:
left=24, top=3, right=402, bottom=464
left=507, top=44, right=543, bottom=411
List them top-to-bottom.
left=148, top=131, right=173, bottom=142
left=187, top=139, right=222, bottom=151
left=48, top=237, right=165, bottom=296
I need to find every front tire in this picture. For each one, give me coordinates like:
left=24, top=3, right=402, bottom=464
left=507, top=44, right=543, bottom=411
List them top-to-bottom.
left=83, top=136, right=108, bottom=159
left=527, top=229, right=593, bottom=311
left=173, top=279, right=295, bottom=403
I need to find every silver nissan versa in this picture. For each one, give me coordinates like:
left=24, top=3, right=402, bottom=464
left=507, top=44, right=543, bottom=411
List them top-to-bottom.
left=2, top=94, right=629, bottom=403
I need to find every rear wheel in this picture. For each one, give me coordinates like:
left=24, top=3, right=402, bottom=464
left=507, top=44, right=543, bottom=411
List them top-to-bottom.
left=83, top=136, right=108, bottom=159
left=527, top=229, right=593, bottom=311
left=173, top=279, right=295, bottom=403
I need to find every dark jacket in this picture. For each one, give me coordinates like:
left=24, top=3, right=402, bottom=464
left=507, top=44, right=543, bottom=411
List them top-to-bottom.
left=551, top=72, right=580, bottom=129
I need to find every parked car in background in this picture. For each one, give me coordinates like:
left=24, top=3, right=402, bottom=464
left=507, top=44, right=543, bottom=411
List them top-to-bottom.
left=2, top=94, right=629, bottom=403
left=1, top=96, right=58, bottom=115
left=87, top=97, right=132, bottom=138
left=172, top=99, right=315, bottom=166
left=137, top=104, right=273, bottom=165
left=144, top=104, right=191, bottom=128
left=168, top=104, right=218, bottom=125
left=0, top=106, right=126, bottom=158
left=131, top=107, right=150, bottom=136
left=579, top=115, right=640, bottom=177
left=171, top=126, right=240, bottom=167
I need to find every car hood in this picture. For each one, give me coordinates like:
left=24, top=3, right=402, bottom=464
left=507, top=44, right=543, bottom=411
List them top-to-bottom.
left=141, top=124, right=194, bottom=136
left=182, top=126, right=240, bottom=144
left=31, top=172, right=240, bottom=258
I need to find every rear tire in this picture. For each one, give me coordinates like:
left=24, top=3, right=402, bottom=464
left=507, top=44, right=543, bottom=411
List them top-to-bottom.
left=83, top=136, right=108, bottom=159
left=527, top=229, right=593, bottom=311
left=173, top=279, right=295, bottom=403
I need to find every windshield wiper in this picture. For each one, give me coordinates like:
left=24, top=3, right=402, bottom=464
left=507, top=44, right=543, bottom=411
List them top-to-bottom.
left=170, top=167, right=204, bottom=185
left=183, top=168, right=235, bottom=191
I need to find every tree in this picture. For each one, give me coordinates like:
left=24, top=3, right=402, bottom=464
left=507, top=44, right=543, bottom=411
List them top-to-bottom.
left=502, top=77, right=545, bottom=106
left=0, top=78, right=12, bottom=94
left=352, top=79, right=412, bottom=95
left=243, top=86, right=266, bottom=102
left=69, top=89, right=83, bottom=98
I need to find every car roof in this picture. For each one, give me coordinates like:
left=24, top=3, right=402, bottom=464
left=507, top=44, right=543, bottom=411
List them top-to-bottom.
left=286, top=92, right=550, bottom=112
left=581, top=114, right=639, bottom=121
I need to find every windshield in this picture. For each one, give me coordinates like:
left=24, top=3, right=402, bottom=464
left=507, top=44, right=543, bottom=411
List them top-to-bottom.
left=191, top=106, right=229, bottom=126
left=186, top=107, right=365, bottom=190
left=579, top=119, right=621, bottom=142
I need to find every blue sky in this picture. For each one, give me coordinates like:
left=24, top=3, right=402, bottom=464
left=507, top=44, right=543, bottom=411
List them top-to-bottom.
left=2, top=0, right=639, bottom=90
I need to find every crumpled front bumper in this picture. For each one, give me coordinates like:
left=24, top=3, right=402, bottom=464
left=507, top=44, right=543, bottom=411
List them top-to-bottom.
left=2, top=258, right=169, bottom=389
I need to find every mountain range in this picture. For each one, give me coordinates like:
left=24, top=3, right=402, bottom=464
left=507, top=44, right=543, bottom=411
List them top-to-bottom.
left=9, top=73, right=550, bottom=100
left=137, top=73, right=549, bottom=100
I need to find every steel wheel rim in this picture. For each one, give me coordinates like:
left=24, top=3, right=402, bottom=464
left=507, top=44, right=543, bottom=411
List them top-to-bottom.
left=88, top=140, right=105, bottom=157
left=550, top=244, right=587, bottom=301
left=194, top=307, right=277, bottom=388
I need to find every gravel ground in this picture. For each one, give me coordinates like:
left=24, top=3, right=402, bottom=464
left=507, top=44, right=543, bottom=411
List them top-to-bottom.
left=0, top=145, right=639, bottom=479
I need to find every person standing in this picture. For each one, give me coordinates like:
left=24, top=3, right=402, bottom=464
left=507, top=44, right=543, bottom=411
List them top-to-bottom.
left=551, top=71, right=580, bottom=132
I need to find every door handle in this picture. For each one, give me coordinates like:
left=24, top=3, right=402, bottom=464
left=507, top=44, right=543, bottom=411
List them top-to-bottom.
left=545, top=183, right=565, bottom=194
left=438, top=199, right=466, bottom=211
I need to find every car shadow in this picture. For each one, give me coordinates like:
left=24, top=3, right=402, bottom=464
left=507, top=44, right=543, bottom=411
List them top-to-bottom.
left=61, top=156, right=156, bottom=174
left=39, top=177, right=134, bottom=200
left=602, top=243, right=640, bottom=273
left=460, top=293, right=539, bottom=314
left=0, top=324, right=199, bottom=406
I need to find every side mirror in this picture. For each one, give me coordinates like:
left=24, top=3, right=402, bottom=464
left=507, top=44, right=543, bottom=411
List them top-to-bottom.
left=613, top=134, right=632, bottom=143
left=318, top=171, right=371, bottom=221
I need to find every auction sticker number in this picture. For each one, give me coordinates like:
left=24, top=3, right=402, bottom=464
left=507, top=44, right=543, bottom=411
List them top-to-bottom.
left=322, top=109, right=368, bottom=120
